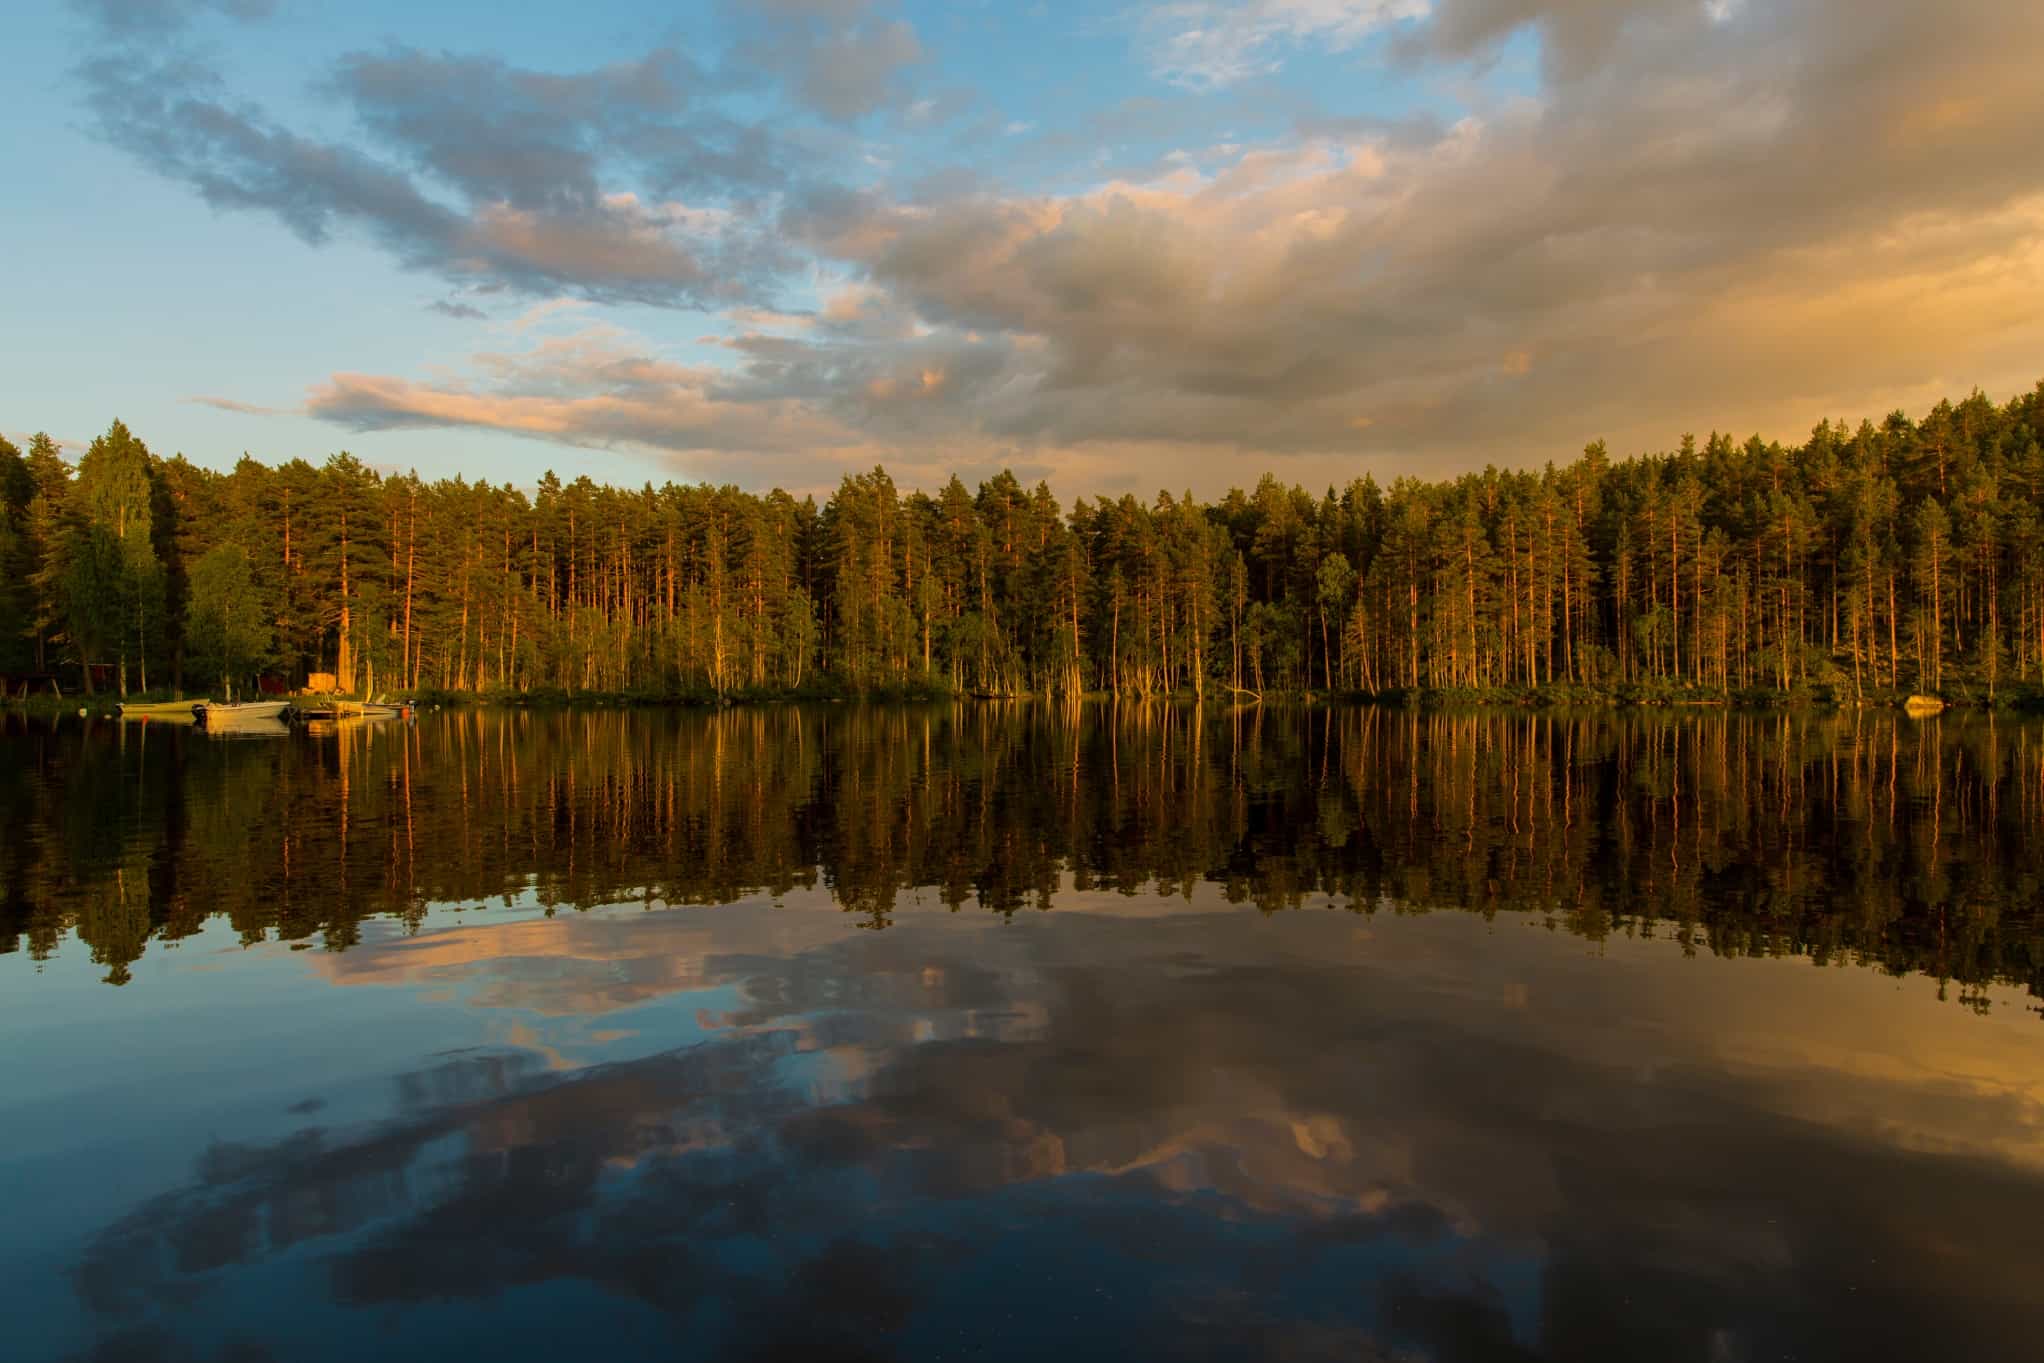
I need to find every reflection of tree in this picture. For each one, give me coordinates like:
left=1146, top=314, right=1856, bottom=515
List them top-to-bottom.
left=3, top=706, right=2042, bottom=1003
left=68, top=922, right=2044, bottom=1362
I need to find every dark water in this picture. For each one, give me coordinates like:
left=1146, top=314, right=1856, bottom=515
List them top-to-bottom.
left=3, top=705, right=2043, bottom=1363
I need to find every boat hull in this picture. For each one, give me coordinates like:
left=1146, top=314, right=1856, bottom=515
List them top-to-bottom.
left=116, top=700, right=210, bottom=720
left=284, top=700, right=412, bottom=723
left=195, top=701, right=292, bottom=730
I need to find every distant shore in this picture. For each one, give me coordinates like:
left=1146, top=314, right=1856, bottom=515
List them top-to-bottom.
left=14, top=679, right=2044, bottom=717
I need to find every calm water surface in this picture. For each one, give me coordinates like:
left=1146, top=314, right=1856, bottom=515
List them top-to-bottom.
left=3, top=704, right=2043, bottom=1363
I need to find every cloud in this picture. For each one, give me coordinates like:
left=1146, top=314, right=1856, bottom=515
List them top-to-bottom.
left=70, top=0, right=273, bottom=38
left=120, top=0, right=2044, bottom=491
left=728, top=0, right=926, bottom=122
left=774, top=0, right=2044, bottom=466
left=1140, top=0, right=1431, bottom=89
left=1398, top=0, right=1695, bottom=79
left=794, top=20, right=922, bottom=120
left=327, top=46, right=785, bottom=206
left=78, top=49, right=793, bottom=310
left=426, top=299, right=489, bottom=321
left=294, top=319, right=1167, bottom=496
left=302, top=323, right=888, bottom=490
left=186, top=395, right=283, bottom=416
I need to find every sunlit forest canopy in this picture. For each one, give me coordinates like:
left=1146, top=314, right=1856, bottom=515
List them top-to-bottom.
left=4, top=381, right=2044, bottom=699
left=3, top=706, right=2040, bottom=1005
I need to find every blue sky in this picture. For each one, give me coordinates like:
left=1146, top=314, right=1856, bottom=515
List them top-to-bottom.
left=4, top=0, right=2040, bottom=497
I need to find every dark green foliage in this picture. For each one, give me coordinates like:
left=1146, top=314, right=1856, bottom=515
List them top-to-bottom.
left=9, top=380, right=2044, bottom=700
left=0, top=436, right=35, bottom=674
left=186, top=544, right=268, bottom=696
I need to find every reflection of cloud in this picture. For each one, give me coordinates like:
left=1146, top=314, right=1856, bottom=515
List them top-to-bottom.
left=309, top=886, right=1230, bottom=1017
left=304, top=891, right=2044, bottom=1182
left=312, top=899, right=856, bottom=1015
left=315, top=903, right=2044, bottom=1179
left=74, top=909, right=2044, bottom=1360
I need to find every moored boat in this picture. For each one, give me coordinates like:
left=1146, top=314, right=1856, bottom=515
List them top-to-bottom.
left=115, top=699, right=210, bottom=720
left=283, top=699, right=412, bottom=723
left=193, top=700, right=291, bottom=732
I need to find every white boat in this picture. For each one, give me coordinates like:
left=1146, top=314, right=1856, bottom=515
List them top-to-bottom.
left=116, top=699, right=209, bottom=721
left=282, top=699, right=412, bottom=723
left=193, top=700, right=292, bottom=732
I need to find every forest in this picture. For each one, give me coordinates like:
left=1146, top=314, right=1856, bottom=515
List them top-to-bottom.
left=5, top=379, right=2044, bottom=702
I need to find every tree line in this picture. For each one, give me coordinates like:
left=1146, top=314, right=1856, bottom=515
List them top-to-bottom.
left=5, top=379, right=2043, bottom=700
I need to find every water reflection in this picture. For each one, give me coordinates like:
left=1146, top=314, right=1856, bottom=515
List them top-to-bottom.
left=3, top=704, right=2041, bottom=1003
left=8, top=705, right=2044, bottom=1361
left=57, top=910, right=2044, bottom=1363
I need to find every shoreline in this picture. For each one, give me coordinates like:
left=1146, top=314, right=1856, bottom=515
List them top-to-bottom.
left=14, top=681, right=2042, bottom=717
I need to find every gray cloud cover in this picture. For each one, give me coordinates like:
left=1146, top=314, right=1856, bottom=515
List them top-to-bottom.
left=71, top=0, right=273, bottom=38
left=71, top=0, right=885, bottom=311
left=87, top=0, right=2044, bottom=491
left=727, top=0, right=926, bottom=121
left=760, top=0, right=2044, bottom=468
left=328, top=46, right=786, bottom=208
left=80, top=49, right=793, bottom=310
left=427, top=299, right=490, bottom=321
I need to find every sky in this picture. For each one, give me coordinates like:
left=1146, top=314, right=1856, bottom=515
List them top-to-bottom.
left=4, top=0, right=2042, bottom=499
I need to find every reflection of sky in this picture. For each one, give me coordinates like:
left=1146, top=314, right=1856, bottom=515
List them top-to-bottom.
left=5, top=894, right=2044, bottom=1362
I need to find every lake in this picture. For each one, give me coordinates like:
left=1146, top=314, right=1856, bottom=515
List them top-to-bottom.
left=3, top=704, right=2043, bottom=1362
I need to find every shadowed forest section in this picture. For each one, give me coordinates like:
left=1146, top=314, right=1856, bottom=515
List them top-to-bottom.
left=5, top=382, right=2044, bottom=701
left=2, top=705, right=2039, bottom=1002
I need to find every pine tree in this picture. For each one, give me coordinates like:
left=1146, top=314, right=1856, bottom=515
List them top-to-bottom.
left=69, top=421, right=163, bottom=695
left=23, top=434, right=73, bottom=675
left=0, top=436, right=34, bottom=675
